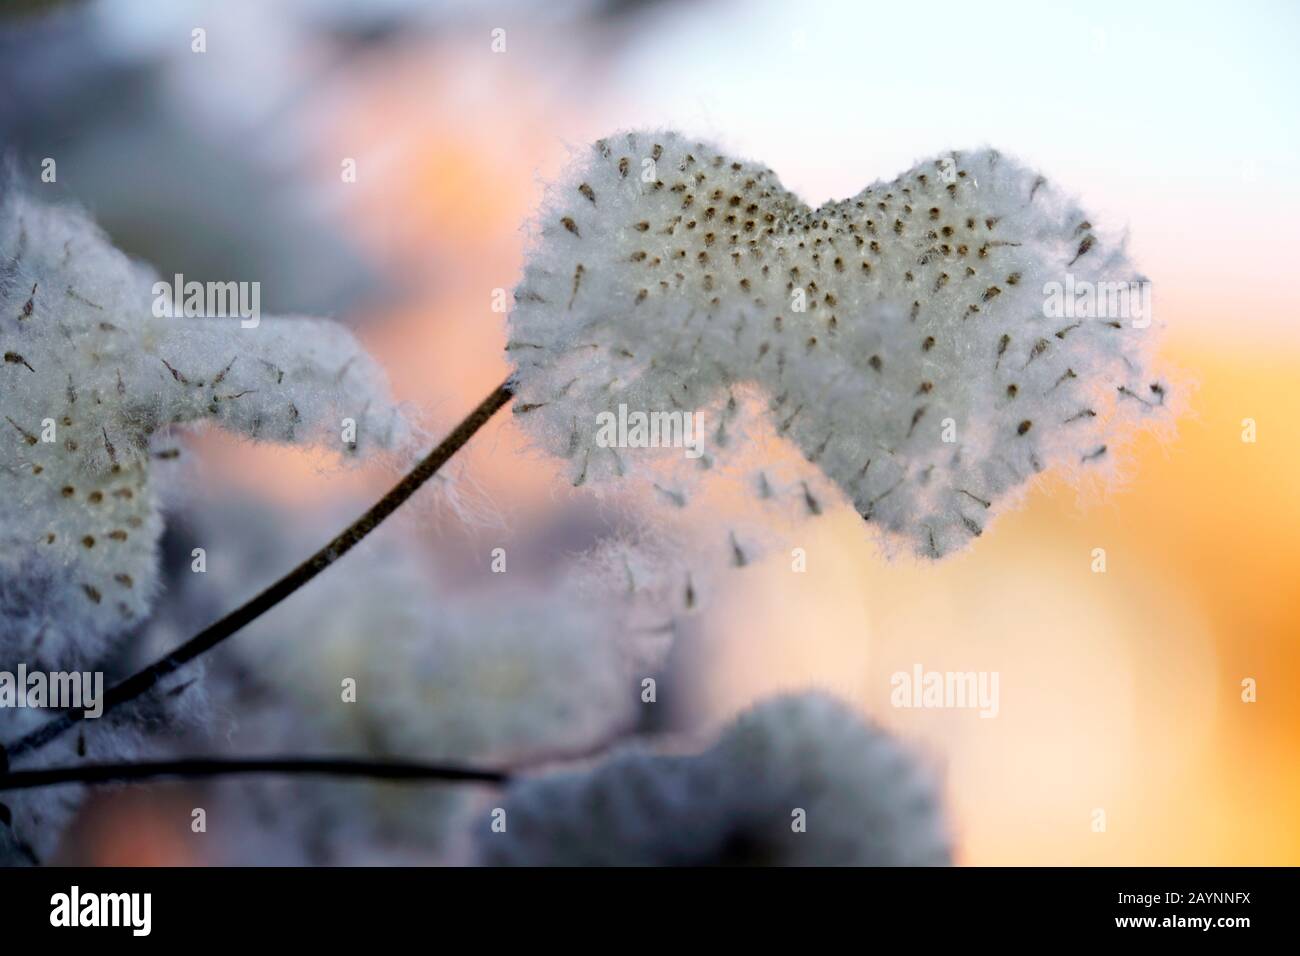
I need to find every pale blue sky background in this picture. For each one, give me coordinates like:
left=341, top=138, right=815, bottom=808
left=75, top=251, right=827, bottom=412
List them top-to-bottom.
left=608, top=0, right=1300, bottom=341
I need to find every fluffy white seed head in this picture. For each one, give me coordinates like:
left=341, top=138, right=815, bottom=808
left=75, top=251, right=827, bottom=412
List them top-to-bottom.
left=508, top=131, right=1168, bottom=557
left=0, top=189, right=408, bottom=668
left=0, top=660, right=205, bottom=865
left=477, top=691, right=951, bottom=866
left=0, top=708, right=145, bottom=865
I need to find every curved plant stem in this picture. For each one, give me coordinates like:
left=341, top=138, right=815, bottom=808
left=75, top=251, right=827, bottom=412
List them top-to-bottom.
left=2, top=379, right=515, bottom=764
left=0, top=757, right=508, bottom=791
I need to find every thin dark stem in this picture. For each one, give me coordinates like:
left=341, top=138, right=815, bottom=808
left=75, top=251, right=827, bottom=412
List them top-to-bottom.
left=2, top=379, right=515, bottom=764
left=0, top=757, right=508, bottom=791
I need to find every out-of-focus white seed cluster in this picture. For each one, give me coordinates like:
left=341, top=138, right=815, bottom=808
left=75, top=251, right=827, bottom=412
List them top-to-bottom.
left=508, top=131, right=1169, bottom=557
left=0, top=188, right=408, bottom=671
left=198, top=535, right=641, bottom=863
left=236, top=559, right=638, bottom=766
left=478, top=690, right=951, bottom=866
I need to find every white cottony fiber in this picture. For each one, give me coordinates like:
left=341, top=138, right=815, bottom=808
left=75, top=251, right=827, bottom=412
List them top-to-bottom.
left=508, top=131, right=1169, bottom=558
